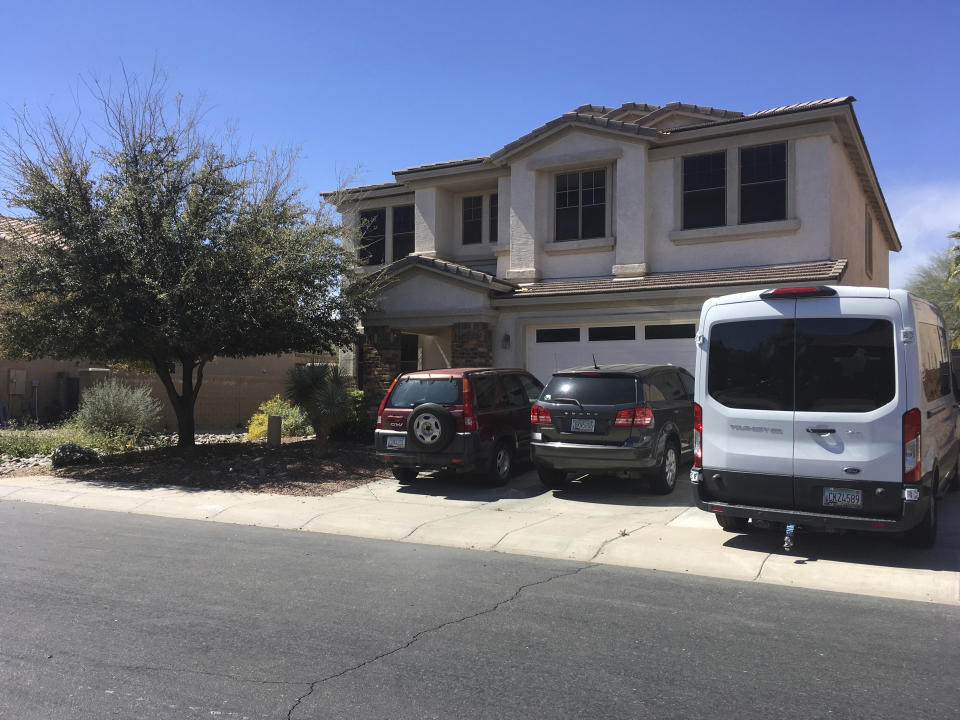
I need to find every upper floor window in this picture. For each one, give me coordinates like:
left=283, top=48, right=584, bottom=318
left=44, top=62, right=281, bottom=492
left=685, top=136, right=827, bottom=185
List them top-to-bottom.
left=740, top=143, right=786, bottom=224
left=683, top=152, right=726, bottom=229
left=556, top=168, right=606, bottom=241
left=489, top=193, right=498, bottom=243
left=463, top=196, right=483, bottom=244
left=393, top=205, right=415, bottom=260
left=358, top=209, right=385, bottom=265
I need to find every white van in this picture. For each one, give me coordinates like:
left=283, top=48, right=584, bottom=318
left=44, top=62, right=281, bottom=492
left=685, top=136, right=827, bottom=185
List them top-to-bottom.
left=691, top=285, right=958, bottom=548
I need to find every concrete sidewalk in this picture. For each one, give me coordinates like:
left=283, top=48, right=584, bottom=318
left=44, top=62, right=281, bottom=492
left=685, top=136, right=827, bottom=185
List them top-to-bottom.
left=2, top=470, right=958, bottom=605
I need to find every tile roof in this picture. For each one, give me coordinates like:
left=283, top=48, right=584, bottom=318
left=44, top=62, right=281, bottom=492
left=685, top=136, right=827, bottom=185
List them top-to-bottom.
left=665, top=97, right=855, bottom=133
left=393, top=156, right=489, bottom=176
left=324, top=181, right=409, bottom=198
left=377, top=254, right=517, bottom=291
left=500, top=259, right=848, bottom=298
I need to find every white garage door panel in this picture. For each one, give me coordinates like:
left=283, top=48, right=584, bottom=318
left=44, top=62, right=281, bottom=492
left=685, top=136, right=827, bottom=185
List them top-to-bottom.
left=525, top=326, right=696, bottom=383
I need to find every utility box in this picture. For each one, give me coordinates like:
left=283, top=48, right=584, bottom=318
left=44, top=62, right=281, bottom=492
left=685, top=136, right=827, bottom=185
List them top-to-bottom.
left=8, top=369, right=26, bottom=397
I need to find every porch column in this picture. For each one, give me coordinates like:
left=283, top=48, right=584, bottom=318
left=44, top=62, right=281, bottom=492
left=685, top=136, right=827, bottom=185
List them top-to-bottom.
left=451, top=322, right=493, bottom=367
left=361, top=325, right=402, bottom=411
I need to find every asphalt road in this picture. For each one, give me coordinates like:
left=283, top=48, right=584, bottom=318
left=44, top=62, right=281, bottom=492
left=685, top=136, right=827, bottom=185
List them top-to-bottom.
left=1, top=501, right=957, bottom=720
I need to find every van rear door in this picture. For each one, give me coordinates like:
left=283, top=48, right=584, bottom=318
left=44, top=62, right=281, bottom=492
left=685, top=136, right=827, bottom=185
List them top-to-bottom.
left=792, top=298, right=903, bottom=517
left=701, top=299, right=795, bottom=508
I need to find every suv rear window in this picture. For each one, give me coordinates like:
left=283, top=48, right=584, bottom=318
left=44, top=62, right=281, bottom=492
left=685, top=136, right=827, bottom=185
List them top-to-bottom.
left=708, top=318, right=895, bottom=412
left=542, top=375, right=636, bottom=405
left=386, top=377, right=462, bottom=408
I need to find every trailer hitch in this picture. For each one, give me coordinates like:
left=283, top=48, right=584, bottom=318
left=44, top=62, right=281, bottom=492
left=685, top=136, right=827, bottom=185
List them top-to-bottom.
left=783, top=524, right=798, bottom=552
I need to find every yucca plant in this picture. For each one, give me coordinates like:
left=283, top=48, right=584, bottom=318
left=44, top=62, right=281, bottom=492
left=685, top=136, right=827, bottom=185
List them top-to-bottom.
left=285, top=364, right=351, bottom=452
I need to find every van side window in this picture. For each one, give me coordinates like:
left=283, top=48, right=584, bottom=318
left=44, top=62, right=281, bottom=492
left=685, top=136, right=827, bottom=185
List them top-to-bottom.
left=795, top=318, right=895, bottom=412
left=708, top=319, right=794, bottom=410
left=919, top=322, right=950, bottom=401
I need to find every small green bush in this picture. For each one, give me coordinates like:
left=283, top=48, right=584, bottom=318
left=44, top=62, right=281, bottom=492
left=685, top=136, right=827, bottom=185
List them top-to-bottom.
left=71, top=378, right=161, bottom=446
left=330, top=390, right=375, bottom=443
left=246, top=395, right=312, bottom=441
left=0, top=426, right=92, bottom=457
left=50, top=442, right=99, bottom=468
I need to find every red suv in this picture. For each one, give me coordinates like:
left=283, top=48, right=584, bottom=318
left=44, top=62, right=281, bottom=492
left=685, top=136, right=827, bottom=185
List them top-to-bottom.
left=375, top=368, right=544, bottom=485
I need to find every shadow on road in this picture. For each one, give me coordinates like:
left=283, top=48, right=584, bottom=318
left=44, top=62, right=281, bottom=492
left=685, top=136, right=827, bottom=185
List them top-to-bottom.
left=719, top=495, right=960, bottom=573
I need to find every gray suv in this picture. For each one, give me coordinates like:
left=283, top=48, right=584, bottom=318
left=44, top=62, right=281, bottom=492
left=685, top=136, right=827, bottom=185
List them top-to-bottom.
left=530, top=364, right=694, bottom=494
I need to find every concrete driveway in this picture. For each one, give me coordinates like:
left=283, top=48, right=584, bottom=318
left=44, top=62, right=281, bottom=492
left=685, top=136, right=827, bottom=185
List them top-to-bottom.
left=1, top=467, right=958, bottom=605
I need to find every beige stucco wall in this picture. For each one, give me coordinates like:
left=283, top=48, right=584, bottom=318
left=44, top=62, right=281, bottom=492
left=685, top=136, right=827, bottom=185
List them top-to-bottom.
left=829, top=140, right=888, bottom=287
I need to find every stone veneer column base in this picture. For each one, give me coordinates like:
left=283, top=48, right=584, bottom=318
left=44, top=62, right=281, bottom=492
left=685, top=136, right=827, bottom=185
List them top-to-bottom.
left=452, top=322, right=493, bottom=368
left=361, top=325, right=402, bottom=412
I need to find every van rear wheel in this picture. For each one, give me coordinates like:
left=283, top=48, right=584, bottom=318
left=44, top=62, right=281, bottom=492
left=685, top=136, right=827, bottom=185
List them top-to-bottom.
left=716, top=514, right=749, bottom=532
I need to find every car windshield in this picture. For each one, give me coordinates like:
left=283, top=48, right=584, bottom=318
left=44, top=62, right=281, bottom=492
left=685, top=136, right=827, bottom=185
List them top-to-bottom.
left=541, top=375, right=636, bottom=405
left=386, top=378, right=463, bottom=408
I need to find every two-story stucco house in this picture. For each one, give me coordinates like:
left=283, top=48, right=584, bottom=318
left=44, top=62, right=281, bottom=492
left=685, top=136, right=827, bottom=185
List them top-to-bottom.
left=328, top=96, right=900, bottom=400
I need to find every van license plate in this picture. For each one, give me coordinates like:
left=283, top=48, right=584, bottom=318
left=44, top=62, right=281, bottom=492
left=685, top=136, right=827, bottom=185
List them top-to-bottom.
left=570, top=418, right=596, bottom=433
left=386, top=436, right=406, bottom=450
left=822, top=488, right=862, bottom=508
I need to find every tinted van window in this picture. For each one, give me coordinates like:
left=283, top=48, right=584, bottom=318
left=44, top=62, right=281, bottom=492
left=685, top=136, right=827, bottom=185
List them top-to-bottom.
left=795, top=318, right=895, bottom=412
left=708, top=319, right=794, bottom=410
left=543, top=375, right=636, bottom=405
left=386, top=378, right=462, bottom=408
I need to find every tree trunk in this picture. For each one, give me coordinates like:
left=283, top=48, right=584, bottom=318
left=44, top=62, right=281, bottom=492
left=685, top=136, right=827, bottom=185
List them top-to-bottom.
left=152, top=357, right=201, bottom=448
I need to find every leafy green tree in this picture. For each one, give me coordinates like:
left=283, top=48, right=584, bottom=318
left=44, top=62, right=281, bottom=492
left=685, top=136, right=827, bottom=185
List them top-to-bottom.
left=0, top=70, right=377, bottom=446
left=910, top=246, right=960, bottom=347
left=285, top=363, right=351, bottom=452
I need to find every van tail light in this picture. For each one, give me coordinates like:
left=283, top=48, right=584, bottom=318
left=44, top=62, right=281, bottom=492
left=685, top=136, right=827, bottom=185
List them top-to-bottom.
left=759, top=286, right=837, bottom=299
left=376, top=376, right=400, bottom=430
left=462, top=377, right=478, bottom=430
left=693, top=402, right=703, bottom=470
left=530, top=403, right=552, bottom=425
left=614, top=407, right=654, bottom=427
left=903, top=408, right=921, bottom=483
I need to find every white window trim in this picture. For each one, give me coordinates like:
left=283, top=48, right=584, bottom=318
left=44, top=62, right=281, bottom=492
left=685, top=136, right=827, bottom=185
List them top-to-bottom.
left=549, top=163, right=615, bottom=246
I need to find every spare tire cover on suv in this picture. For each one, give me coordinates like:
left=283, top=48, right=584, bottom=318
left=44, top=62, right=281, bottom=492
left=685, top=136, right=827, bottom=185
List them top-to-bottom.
left=407, top=403, right=455, bottom=452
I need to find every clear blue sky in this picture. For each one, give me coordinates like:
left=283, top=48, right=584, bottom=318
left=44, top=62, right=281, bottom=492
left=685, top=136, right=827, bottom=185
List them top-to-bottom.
left=2, top=0, right=956, bottom=288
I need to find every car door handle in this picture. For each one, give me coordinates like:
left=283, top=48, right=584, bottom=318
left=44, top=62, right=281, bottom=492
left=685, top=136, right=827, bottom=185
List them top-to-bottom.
left=806, top=427, right=836, bottom=435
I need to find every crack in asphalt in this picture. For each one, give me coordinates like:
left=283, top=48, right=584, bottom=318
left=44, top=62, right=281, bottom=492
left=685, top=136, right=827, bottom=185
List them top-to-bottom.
left=285, top=562, right=598, bottom=720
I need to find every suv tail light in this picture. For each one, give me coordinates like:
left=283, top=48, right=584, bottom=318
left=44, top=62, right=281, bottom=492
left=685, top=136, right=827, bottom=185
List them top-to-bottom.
left=376, top=376, right=400, bottom=430
left=462, top=377, right=478, bottom=430
left=693, top=402, right=702, bottom=470
left=530, top=403, right=552, bottom=425
left=614, top=407, right=654, bottom=427
left=903, top=408, right=921, bottom=483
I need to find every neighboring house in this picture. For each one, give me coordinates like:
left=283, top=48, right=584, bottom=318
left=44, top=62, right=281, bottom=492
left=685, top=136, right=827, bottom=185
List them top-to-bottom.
left=329, top=96, right=900, bottom=401
left=0, top=216, right=335, bottom=428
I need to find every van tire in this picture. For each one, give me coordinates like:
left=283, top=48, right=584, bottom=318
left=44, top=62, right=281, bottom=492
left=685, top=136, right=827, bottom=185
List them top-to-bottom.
left=649, top=440, right=680, bottom=495
left=485, top=441, right=513, bottom=487
left=949, top=462, right=959, bottom=492
left=537, top=466, right=567, bottom=489
left=392, top=467, right=418, bottom=483
left=903, top=493, right=938, bottom=549
left=716, top=514, right=749, bottom=532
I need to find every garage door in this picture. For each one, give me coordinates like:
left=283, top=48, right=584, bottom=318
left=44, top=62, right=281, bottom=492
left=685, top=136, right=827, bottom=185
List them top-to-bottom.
left=525, top=321, right=697, bottom=383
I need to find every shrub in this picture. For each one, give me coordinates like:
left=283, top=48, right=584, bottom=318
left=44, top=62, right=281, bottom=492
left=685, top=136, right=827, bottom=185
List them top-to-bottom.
left=286, top=364, right=351, bottom=450
left=71, top=378, right=161, bottom=446
left=330, top=390, right=375, bottom=443
left=246, top=395, right=312, bottom=441
left=0, top=426, right=92, bottom=457
left=50, top=442, right=99, bottom=468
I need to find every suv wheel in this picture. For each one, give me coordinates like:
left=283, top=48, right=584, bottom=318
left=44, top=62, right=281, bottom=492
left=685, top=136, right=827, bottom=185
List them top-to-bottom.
left=408, top=403, right=455, bottom=452
left=649, top=440, right=679, bottom=495
left=486, top=441, right=513, bottom=487
left=537, top=465, right=567, bottom=489
left=392, top=467, right=418, bottom=483
left=903, top=492, right=938, bottom=549
left=716, top=514, right=749, bottom=532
